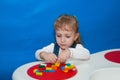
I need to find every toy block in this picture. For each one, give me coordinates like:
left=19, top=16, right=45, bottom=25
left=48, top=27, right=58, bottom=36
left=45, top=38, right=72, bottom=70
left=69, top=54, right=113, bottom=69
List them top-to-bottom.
left=55, top=62, right=60, bottom=67
left=39, top=63, right=46, bottom=68
left=66, top=63, right=71, bottom=66
left=68, top=64, right=75, bottom=69
left=39, top=65, right=45, bottom=68
left=51, top=66, right=58, bottom=70
left=61, top=66, right=65, bottom=70
left=46, top=67, right=52, bottom=70
left=72, top=67, right=77, bottom=71
left=33, top=69, right=38, bottom=73
left=63, top=69, right=68, bottom=73
left=36, top=70, right=40, bottom=72
left=43, top=70, right=51, bottom=72
left=49, top=70, right=56, bottom=72
left=36, top=72, right=43, bottom=76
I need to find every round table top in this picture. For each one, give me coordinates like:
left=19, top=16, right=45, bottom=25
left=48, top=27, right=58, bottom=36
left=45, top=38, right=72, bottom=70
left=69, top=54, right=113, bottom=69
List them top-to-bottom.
left=12, top=49, right=120, bottom=80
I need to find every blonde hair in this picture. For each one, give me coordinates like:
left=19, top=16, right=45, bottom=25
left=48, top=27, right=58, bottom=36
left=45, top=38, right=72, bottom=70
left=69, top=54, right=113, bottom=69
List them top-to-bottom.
left=54, top=14, right=82, bottom=44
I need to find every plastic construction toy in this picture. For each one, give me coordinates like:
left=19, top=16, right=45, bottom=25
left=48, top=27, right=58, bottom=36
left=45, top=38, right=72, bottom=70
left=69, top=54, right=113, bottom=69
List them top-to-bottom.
left=27, top=62, right=77, bottom=80
left=32, top=62, right=77, bottom=76
left=61, top=63, right=76, bottom=73
left=33, top=69, right=43, bottom=76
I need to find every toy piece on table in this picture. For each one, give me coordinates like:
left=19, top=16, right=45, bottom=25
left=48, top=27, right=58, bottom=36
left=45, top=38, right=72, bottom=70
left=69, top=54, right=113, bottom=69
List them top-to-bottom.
left=28, top=62, right=77, bottom=79
left=33, top=62, right=77, bottom=76
left=37, top=62, right=61, bottom=73
left=42, top=62, right=61, bottom=72
left=54, top=62, right=60, bottom=67
left=39, top=63, right=46, bottom=68
left=61, top=63, right=76, bottom=73
left=51, top=65, right=58, bottom=70
left=43, top=67, right=56, bottom=72
left=33, top=69, right=43, bottom=76
left=43, top=69, right=56, bottom=72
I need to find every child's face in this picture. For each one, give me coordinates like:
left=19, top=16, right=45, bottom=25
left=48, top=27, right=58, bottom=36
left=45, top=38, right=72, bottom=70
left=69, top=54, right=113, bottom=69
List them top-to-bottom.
left=55, top=29, right=78, bottom=50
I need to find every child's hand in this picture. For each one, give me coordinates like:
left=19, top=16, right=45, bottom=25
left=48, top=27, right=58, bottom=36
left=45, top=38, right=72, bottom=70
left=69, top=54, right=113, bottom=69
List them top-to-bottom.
left=57, top=49, right=71, bottom=63
left=40, top=52, right=57, bottom=63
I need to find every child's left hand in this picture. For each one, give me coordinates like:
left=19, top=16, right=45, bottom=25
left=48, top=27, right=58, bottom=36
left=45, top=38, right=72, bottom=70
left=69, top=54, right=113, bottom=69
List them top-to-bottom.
left=57, top=49, right=71, bottom=63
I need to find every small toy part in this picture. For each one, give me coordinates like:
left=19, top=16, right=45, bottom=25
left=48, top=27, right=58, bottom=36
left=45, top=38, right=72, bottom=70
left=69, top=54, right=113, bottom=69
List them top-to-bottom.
left=35, top=62, right=76, bottom=74
left=54, top=62, right=60, bottom=67
left=39, top=63, right=46, bottom=68
left=61, top=63, right=76, bottom=72
left=51, top=65, right=58, bottom=70
left=46, top=67, right=52, bottom=70
left=33, top=69, right=43, bottom=76
left=33, top=69, right=38, bottom=73
left=43, top=70, right=56, bottom=72
left=36, top=71, right=43, bottom=76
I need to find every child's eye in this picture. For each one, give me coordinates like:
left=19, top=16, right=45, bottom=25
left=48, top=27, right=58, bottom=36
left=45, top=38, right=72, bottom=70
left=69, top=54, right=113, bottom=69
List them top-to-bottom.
left=57, top=35, right=61, bottom=37
left=66, top=36, right=71, bottom=38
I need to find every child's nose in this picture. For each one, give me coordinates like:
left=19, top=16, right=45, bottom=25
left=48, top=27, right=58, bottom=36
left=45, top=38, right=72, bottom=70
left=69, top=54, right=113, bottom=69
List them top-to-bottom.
left=61, top=37, right=65, bottom=42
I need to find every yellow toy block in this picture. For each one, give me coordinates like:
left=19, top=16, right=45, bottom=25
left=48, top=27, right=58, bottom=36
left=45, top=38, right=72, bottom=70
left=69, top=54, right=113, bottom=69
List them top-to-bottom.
left=55, top=62, right=60, bottom=67
left=46, top=67, right=52, bottom=70
left=36, top=72, right=43, bottom=76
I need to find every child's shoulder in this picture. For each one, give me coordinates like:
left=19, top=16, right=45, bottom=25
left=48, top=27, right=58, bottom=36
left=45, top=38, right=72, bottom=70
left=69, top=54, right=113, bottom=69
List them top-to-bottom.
left=47, top=43, right=55, bottom=46
left=76, top=43, right=84, bottom=47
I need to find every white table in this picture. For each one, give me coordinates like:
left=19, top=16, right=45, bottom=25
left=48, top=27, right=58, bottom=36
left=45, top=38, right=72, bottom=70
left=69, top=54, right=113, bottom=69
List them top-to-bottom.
left=12, top=49, right=120, bottom=80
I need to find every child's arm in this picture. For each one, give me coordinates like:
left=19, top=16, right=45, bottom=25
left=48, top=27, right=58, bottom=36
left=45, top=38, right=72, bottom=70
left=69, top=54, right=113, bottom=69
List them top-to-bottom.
left=35, top=43, right=56, bottom=60
left=69, top=44, right=90, bottom=60
left=40, top=51, right=57, bottom=63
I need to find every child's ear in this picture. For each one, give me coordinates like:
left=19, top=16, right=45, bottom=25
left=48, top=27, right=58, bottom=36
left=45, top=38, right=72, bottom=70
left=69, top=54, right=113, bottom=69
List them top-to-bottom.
left=74, top=33, right=79, bottom=41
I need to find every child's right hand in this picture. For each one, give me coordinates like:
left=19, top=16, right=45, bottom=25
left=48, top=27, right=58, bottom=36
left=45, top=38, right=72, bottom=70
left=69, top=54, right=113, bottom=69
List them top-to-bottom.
left=56, top=49, right=71, bottom=63
left=40, top=52, right=57, bottom=63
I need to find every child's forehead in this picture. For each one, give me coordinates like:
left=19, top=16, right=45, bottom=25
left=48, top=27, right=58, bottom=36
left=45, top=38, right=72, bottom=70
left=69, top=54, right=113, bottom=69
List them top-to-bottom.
left=56, top=25, right=74, bottom=31
left=55, top=29, right=75, bottom=35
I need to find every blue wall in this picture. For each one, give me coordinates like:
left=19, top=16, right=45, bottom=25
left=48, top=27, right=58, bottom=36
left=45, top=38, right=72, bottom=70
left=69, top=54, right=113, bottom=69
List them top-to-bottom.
left=0, top=0, right=120, bottom=80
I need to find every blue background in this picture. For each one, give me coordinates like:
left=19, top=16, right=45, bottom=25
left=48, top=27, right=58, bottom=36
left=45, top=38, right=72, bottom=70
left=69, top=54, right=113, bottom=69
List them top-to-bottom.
left=0, top=0, right=120, bottom=80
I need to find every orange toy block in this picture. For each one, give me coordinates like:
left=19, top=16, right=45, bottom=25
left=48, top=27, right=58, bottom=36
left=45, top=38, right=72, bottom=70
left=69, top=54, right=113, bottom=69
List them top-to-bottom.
left=55, top=62, right=60, bottom=67
left=51, top=66, right=58, bottom=70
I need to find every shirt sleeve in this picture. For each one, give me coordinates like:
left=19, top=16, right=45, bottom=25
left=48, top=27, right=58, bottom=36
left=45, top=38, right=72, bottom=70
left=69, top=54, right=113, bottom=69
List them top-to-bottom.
left=35, top=43, right=54, bottom=60
left=69, top=44, right=90, bottom=60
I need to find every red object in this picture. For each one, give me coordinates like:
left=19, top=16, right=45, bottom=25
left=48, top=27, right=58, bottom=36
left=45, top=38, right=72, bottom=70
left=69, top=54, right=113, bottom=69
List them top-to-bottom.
left=104, top=51, right=120, bottom=64
left=27, top=63, right=77, bottom=80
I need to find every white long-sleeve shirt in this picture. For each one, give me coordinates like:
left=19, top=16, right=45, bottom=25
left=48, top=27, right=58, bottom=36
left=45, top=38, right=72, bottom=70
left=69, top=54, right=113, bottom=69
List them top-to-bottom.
left=35, top=43, right=90, bottom=60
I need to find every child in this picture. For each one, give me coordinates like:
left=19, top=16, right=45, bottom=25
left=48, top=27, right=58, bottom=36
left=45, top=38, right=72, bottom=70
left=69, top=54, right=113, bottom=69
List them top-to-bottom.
left=35, top=14, right=90, bottom=63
